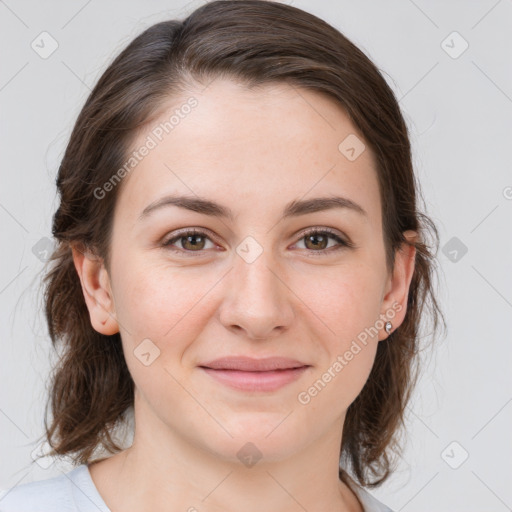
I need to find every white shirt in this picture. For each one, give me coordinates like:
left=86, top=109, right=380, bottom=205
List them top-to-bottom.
left=0, top=464, right=394, bottom=511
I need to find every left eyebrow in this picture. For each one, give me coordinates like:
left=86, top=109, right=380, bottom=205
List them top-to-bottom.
left=138, top=194, right=368, bottom=222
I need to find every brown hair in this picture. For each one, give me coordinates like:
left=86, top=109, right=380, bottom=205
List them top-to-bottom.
left=36, top=0, right=446, bottom=488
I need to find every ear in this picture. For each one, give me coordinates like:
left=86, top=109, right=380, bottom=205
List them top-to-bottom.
left=380, top=230, right=417, bottom=340
left=71, top=243, right=119, bottom=336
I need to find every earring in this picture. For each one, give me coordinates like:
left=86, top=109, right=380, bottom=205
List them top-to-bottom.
left=385, top=321, right=392, bottom=335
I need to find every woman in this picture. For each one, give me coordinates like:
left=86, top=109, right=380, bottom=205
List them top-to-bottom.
left=0, top=1, right=444, bottom=511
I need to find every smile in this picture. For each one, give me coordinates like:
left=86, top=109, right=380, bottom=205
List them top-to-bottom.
left=199, top=366, right=310, bottom=392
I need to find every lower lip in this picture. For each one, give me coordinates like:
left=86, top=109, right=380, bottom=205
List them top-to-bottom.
left=200, top=366, right=310, bottom=392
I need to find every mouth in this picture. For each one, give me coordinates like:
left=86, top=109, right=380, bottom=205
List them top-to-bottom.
left=198, top=356, right=311, bottom=392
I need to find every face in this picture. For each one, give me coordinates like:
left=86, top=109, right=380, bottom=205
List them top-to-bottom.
left=75, top=77, right=415, bottom=465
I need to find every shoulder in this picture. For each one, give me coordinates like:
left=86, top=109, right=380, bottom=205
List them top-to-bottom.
left=0, top=464, right=109, bottom=512
left=0, top=468, right=74, bottom=512
left=342, top=471, right=395, bottom=512
left=351, top=485, right=395, bottom=512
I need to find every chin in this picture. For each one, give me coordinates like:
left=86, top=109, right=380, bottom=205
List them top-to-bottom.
left=198, top=418, right=307, bottom=465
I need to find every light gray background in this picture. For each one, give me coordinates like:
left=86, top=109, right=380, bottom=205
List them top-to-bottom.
left=1, top=1, right=511, bottom=510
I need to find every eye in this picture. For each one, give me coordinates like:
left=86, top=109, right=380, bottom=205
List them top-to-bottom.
left=162, top=227, right=353, bottom=257
left=162, top=228, right=217, bottom=255
left=292, top=228, right=353, bottom=255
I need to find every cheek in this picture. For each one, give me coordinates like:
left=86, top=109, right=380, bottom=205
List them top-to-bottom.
left=114, top=257, right=215, bottom=340
left=293, top=261, right=384, bottom=338
left=113, top=262, right=213, bottom=398
left=292, top=264, right=382, bottom=400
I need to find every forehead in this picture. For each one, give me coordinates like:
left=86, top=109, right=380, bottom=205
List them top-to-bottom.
left=114, top=78, right=381, bottom=229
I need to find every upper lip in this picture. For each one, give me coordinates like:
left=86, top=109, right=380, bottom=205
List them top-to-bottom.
left=199, top=356, right=309, bottom=372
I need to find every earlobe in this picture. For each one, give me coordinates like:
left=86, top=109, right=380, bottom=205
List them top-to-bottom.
left=380, top=230, right=417, bottom=339
left=71, top=244, right=119, bottom=336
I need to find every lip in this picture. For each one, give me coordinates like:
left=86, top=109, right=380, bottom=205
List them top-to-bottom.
left=198, top=356, right=311, bottom=392
left=199, top=356, right=308, bottom=371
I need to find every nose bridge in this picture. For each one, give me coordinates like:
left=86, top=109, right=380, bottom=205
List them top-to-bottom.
left=218, top=238, right=293, bottom=338
left=233, top=240, right=283, bottom=307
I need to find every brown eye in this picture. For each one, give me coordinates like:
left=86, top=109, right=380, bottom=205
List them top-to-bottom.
left=162, top=227, right=352, bottom=257
left=163, top=229, right=215, bottom=254
left=294, top=229, right=351, bottom=254
left=304, top=232, right=330, bottom=250
left=179, top=233, right=207, bottom=251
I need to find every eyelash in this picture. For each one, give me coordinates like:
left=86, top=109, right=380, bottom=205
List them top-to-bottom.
left=162, top=227, right=353, bottom=257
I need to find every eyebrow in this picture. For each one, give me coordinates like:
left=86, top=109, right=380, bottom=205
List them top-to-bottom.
left=138, top=194, right=368, bottom=222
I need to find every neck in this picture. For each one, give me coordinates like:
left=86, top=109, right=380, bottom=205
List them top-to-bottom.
left=89, top=418, right=364, bottom=512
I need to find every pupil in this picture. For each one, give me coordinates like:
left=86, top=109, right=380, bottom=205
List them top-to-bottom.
left=308, top=234, right=326, bottom=250
left=185, top=235, right=203, bottom=249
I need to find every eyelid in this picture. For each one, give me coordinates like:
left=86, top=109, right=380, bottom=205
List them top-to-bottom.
left=162, top=226, right=354, bottom=255
left=295, top=226, right=351, bottom=245
left=162, top=227, right=220, bottom=249
left=291, top=227, right=354, bottom=254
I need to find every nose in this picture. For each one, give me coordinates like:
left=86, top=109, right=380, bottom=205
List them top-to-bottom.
left=217, top=249, right=295, bottom=340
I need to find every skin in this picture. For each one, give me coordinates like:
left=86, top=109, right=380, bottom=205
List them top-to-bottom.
left=72, top=77, right=417, bottom=512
